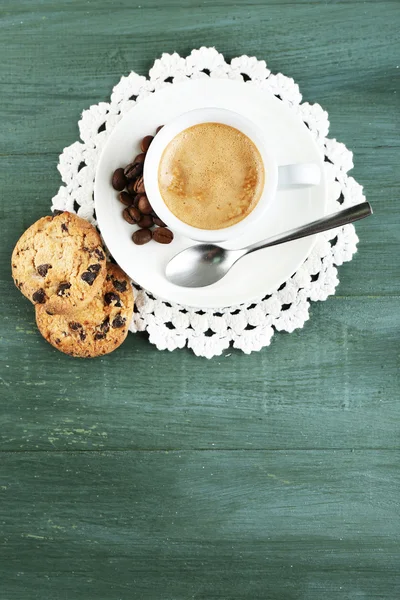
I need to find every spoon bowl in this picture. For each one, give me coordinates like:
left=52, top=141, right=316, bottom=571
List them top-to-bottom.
left=166, top=245, right=244, bottom=288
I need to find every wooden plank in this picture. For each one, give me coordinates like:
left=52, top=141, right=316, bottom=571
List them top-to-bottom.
left=3, top=0, right=396, bottom=8
left=0, top=2, right=398, bottom=155
left=1, top=291, right=399, bottom=451
left=1, top=450, right=399, bottom=599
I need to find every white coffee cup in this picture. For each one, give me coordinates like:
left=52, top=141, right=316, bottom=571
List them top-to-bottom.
left=144, top=108, right=320, bottom=242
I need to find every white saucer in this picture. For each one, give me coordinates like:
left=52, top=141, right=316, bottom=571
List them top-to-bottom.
left=95, top=79, right=326, bottom=309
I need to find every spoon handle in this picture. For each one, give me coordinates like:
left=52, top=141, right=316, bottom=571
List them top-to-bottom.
left=246, top=202, right=372, bottom=254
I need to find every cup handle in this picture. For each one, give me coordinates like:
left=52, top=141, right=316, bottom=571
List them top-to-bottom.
left=278, top=163, right=321, bottom=189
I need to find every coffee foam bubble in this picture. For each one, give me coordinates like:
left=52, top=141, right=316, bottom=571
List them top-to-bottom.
left=158, top=123, right=265, bottom=230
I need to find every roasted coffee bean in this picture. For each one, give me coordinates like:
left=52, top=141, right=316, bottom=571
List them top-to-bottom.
left=156, top=125, right=164, bottom=134
left=140, top=135, right=154, bottom=153
left=133, top=152, right=146, bottom=164
left=124, top=156, right=144, bottom=180
left=112, top=168, right=127, bottom=191
left=133, top=175, right=145, bottom=194
left=126, top=180, right=137, bottom=196
left=118, top=191, right=132, bottom=206
left=132, top=193, right=144, bottom=207
left=138, top=195, right=152, bottom=215
left=127, top=205, right=141, bottom=223
left=122, top=207, right=136, bottom=224
left=137, top=214, right=153, bottom=229
left=152, top=216, right=167, bottom=227
left=153, top=227, right=174, bottom=244
left=132, top=229, right=152, bottom=245
left=37, top=263, right=52, bottom=277
left=57, top=281, right=71, bottom=296
left=32, top=288, right=46, bottom=304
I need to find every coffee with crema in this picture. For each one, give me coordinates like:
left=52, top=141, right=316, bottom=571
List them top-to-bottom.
left=158, top=123, right=265, bottom=230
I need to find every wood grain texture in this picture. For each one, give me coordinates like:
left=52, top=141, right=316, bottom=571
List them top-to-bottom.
left=0, top=1, right=399, bottom=598
left=1, top=295, right=399, bottom=452
left=1, top=451, right=399, bottom=600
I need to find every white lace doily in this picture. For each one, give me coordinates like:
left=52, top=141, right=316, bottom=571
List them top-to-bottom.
left=51, top=47, right=365, bottom=358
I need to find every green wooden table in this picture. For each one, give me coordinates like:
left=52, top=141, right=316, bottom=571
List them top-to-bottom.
left=1, top=1, right=399, bottom=598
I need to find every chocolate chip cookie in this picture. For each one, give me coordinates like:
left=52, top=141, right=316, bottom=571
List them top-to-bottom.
left=11, top=212, right=106, bottom=314
left=35, top=263, right=133, bottom=358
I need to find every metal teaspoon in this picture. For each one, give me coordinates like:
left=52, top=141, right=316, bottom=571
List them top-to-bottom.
left=165, top=202, right=372, bottom=288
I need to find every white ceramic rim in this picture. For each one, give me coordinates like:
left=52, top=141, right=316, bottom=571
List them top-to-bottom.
left=94, top=78, right=327, bottom=308
left=144, top=107, right=278, bottom=242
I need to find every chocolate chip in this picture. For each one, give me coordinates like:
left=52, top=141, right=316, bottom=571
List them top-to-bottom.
left=156, top=125, right=164, bottom=134
left=140, top=135, right=154, bottom=153
left=112, top=168, right=127, bottom=191
left=133, top=176, right=145, bottom=194
left=118, top=191, right=132, bottom=206
left=138, top=195, right=152, bottom=215
left=53, top=210, right=64, bottom=216
left=137, top=214, right=153, bottom=229
left=152, top=216, right=167, bottom=227
left=61, top=223, right=68, bottom=232
left=153, top=227, right=174, bottom=244
left=132, top=229, right=152, bottom=245
left=94, top=248, right=105, bottom=260
left=37, top=263, right=52, bottom=277
left=88, top=263, right=101, bottom=273
left=81, top=271, right=96, bottom=285
left=113, top=279, right=127, bottom=292
left=57, top=282, right=71, bottom=296
left=32, top=288, right=46, bottom=304
left=104, top=292, right=121, bottom=306
left=112, top=314, right=126, bottom=328
left=100, top=317, right=110, bottom=333
left=69, top=324, right=87, bottom=341
left=94, top=332, right=106, bottom=340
